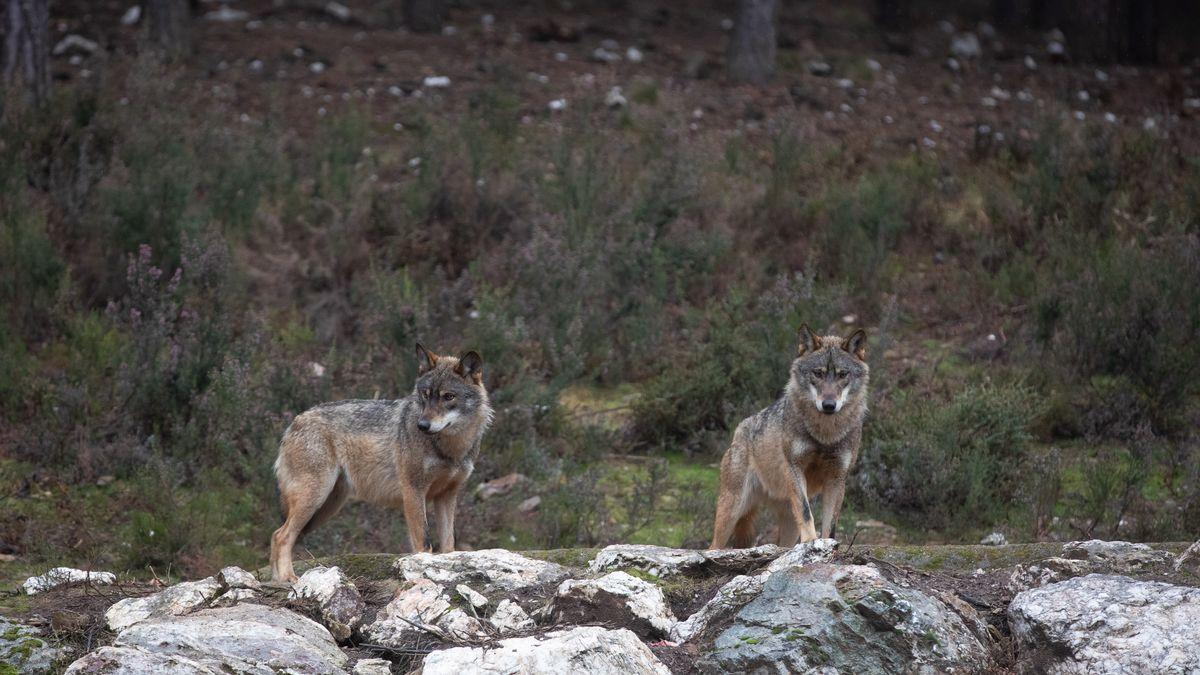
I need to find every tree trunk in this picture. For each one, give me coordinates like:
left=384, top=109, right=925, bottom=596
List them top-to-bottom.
left=3, top=0, right=50, bottom=105
left=144, top=0, right=190, bottom=57
left=404, top=0, right=446, bottom=34
left=727, top=0, right=777, bottom=85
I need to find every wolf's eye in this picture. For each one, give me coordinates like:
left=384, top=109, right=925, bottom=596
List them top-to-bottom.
left=813, top=368, right=826, bottom=378
left=836, top=370, right=848, bottom=379
left=441, top=392, right=455, bottom=402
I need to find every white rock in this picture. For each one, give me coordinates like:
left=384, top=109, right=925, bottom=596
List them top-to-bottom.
left=324, top=2, right=351, bottom=21
left=121, top=5, right=141, bottom=26
left=204, top=7, right=250, bottom=22
left=950, top=32, right=982, bottom=59
left=52, top=35, right=99, bottom=56
left=592, top=47, right=621, bottom=63
left=625, top=47, right=644, bottom=63
left=1024, top=55, right=1038, bottom=70
left=806, top=60, right=832, bottom=76
left=423, top=76, right=451, bottom=88
left=605, top=86, right=627, bottom=108
left=548, top=98, right=567, bottom=112
left=980, top=531, right=1007, bottom=546
left=763, top=538, right=838, bottom=574
left=1062, top=540, right=1171, bottom=571
left=1174, top=540, right=1200, bottom=572
left=590, top=545, right=705, bottom=577
left=397, top=549, right=569, bottom=593
left=1007, top=556, right=1091, bottom=594
left=217, top=566, right=259, bottom=590
left=289, top=566, right=364, bottom=641
left=23, top=567, right=116, bottom=595
left=553, top=571, right=676, bottom=638
left=670, top=574, right=764, bottom=643
left=1010, top=574, right=1200, bottom=674
left=105, top=577, right=222, bottom=631
left=362, top=578, right=482, bottom=645
left=456, top=583, right=488, bottom=609
left=210, top=588, right=257, bottom=608
left=490, top=599, right=535, bottom=634
left=112, top=604, right=348, bottom=674
left=421, top=626, right=670, bottom=675
left=65, top=645, right=221, bottom=674
left=353, top=658, right=392, bottom=675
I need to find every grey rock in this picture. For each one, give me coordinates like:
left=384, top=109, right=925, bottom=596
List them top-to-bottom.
left=807, top=60, right=833, bottom=76
left=980, top=531, right=1007, bottom=546
left=1062, top=539, right=1171, bottom=571
left=1174, top=540, right=1200, bottom=572
left=590, top=543, right=787, bottom=578
left=1007, top=557, right=1091, bottom=594
left=698, top=564, right=993, bottom=673
left=217, top=566, right=260, bottom=591
left=289, top=566, right=364, bottom=641
left=23, top=567, right=115, bottom=594
left=670, top=574, right=764, bottom=644
left=1009, top=574, right=1200, bottom=674
left=105, top=577, right=222, bottom=631
left=363, top=578, right=484, bottom=647
left=210, top=588, right=258, bottom=608
left=490, top=599, right=535, bottom=634
left=120, top=603, right=345, bottom=674
left=1, top=616, right=69, bottom=673
left=420, top=626, right=670, bottom=674
left=65, top=645, right=220, bottom=674
left=353, top=658, right=393, bottom=675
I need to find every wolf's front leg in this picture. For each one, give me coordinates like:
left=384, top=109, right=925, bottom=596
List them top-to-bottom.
left=788, top=466, right=820, bottom=542
left=821, top=474, right=847, bottom=540
left=401, top=488, right=431, bottom=553
left=432, top=489, right=459, bottom=553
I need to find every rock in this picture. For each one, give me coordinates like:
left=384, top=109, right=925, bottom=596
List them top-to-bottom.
left=324, top=1, right=351, bottom=22
left=121, top=5, right=141, bottom=26
left=203, top=7, right=250, bottom=22
left=950, top=32, right=982, bottom=59
left=52, top=35, right=99, bottom=57
left=591, top=47, right=621, bottom=64
left=625, top=47, right=644, bottom=63
left=806, top=60, right=833, bottom=76
left=422, top=76, right=451, bottom=88
left=604, top=87, right=627, bottom=109
left=548, top=98, right=567, bottom=112
left=474, top=472, right=527, bottom=500
left=518, top=495, right=542, bottom=512
left=980, top=531, right=1008, bottom=546
left=763, top=538, right=837, bottom=574
left=1062, top=540, right=1171, bottom=571
left=1174, top=540, right=1199, bottom=572
left=590, top=545, right=705, bottom=577
left=397, top=549, right=569, bottom=593
left=1007, top=557, right=1091, bottom=594
left=698, top=564, right=993, bottom=673
left=217, top=566, right=259, bottom=590
left=289, top=566, right=365, bottom=641
left=23, top=567, right=116, bottom=594
left=552, top=571, right=676, bottom=639
left=670, top=574, right=764, bottom=643
left=1009, top=574, right=1200, bottom=674
left=105, top=577, right=222, bottom=631
left=363, top=578, right=484, bottom=645
left=456, top=583, right=488, bottom=609
left=210, top=588, right=257, bottom=608
left=490, top=599, right=535, bottom=634
left=111, top=603, right=348, bottom=674
left=1, top=616, right=68, bottom=673
left=420, top=626, right=671, bottom=675
left=65, top=645, right=220, bottom=674
left=353, top=658, right=393, bottom=675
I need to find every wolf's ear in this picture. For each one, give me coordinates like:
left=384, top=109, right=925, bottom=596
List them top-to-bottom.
left=797, top=323, right=823, bottom=356
left=843, top=329, right=868, bottom=361
left=416, top=343, right=439, bottom=374
left=455, top=350, right=484, bottom=384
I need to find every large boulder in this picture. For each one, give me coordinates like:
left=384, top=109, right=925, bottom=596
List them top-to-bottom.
left=1061, top=540, right=1171, bottom=571
left=396, top=549, right=569, bottom=593
left=697, top=563, right=994, bottom=673
left=289, top=566, right=365, bottom=641
left=551, top=571, right=676, bottom=638
left=1009, top=574, right=1200, bottom=674
left=105, top=577, right=222, bottom=631
left=109, top=603, right=348, bottom=674
left=2, top=616, right=69, bottom=673
left=419, top=626, right=671, bottom=674
left=64, top=645, right=221, bottom=674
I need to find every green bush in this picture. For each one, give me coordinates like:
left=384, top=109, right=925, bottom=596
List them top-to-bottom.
left=856, top=383, right=1034, bottom=532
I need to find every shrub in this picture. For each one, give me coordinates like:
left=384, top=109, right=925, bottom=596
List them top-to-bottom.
left=856, top=383, right=1034, bottom=533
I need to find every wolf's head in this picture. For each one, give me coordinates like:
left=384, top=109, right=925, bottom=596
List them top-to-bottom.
left=790, top=324, right=869, bottom=416
left=412, top=343, right=488, bottom=434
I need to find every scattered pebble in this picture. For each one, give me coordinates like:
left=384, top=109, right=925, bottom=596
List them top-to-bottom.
left=121, top=5, right=141, bottom=26
left=204, top=6, right=249, bottom=22
left=625, top=46, right=643, bottom=63
left=1024, top=55, right=1038, bottom=71
left=806, top=60, right=832, bottom=76
left=423, top=75, right=451, bottom=88
left=604, top=87, right=627, bottom=108
left=548, top=98, right=567, bottom=112
left=929, top=120, right=943, bottom=133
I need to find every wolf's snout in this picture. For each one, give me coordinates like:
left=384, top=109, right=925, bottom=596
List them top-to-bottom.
left=821, top=400, right=837, bottom=414
left=417, top=419, right=432, bottom=433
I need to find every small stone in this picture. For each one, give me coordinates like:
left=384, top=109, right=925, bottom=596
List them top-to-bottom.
left=121, top=5, right=141, bottom=26
left=204, top=6, right=250, bottom=22
left=625, top=46, right=644, bottom=63
left=806, top=60, right=832, bottom=76
left=423, top=75, right=451, bottom=88
left=548, top=98, right=567, bottom=112
left=518, top=495, right=542, bottom=512
left=980, top=532, right=1007, bottom=546
left=24, top=567, right=116, bottom=595
left=456, top=584, right=488, bottom=609
left=490, top=599, right=535, bottom=634
left=354, top=658, right=393, bottom=675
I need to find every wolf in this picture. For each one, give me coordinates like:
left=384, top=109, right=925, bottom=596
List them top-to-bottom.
left=711, top=324, right=869, bottom=548
left=269, top=344, right=493, bottom=582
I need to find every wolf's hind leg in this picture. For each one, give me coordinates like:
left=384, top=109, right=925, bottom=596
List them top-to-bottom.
left=271, top=468, right=339, bottom=582
left=301, top=472, right=350, bottom=536
left=710, top=487, right=742, bottom=549
left=771, top=499, right=799, bottom=547
left=731, top=507, right=758, bottom=548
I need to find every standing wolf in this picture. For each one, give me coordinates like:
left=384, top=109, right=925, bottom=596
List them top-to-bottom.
left=711, top=324, right=869, bottom=548
left=269, top=344, right=493, bottom=582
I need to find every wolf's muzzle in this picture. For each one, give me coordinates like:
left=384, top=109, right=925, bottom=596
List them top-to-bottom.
left=821, top=400, right=837, bottom=414
left=417, top=419, right=433, bottom=433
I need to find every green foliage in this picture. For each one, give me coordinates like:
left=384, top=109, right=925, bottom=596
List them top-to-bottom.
left=857, top=383, right=1034, bottom=532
